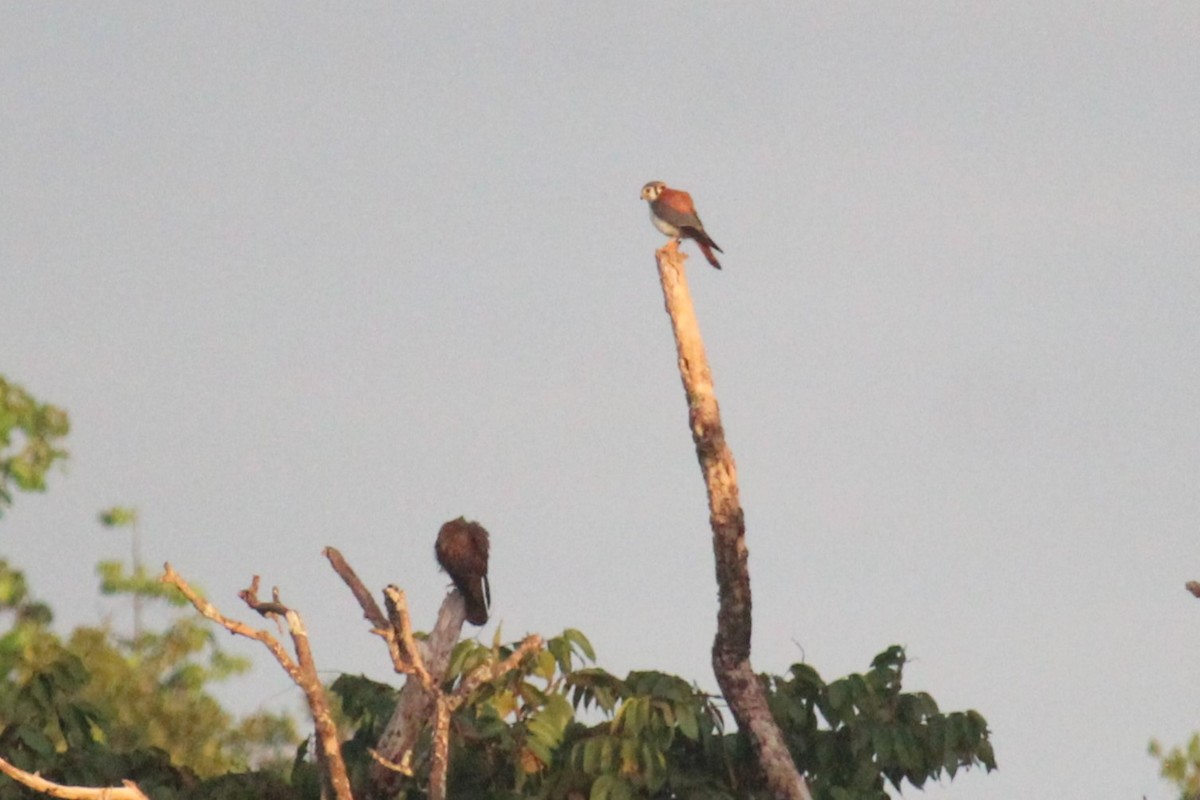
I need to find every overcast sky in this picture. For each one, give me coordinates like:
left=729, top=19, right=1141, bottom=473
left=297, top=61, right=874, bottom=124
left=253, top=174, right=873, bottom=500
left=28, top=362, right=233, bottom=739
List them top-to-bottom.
left=3, top=5, right=1198, bottom=798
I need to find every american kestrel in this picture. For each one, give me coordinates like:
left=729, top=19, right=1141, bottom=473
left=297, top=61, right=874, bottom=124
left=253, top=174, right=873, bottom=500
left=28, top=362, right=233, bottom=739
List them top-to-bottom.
left=640, top=180, right=724, bottom=269
left=435, top=517, right=491, bottom=626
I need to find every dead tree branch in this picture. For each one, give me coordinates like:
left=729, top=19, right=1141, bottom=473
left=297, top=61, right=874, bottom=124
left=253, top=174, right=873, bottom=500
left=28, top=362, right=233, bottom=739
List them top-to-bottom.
left=653, top=243, right=812, bottom=800
left=327, top=542, right=539, bottom=800
left=325, top=546, right=389, bottom=629
left=327, top=547, right=470, bottom=798
left=160, top=564, right=353, bottom=800
left=383, top=585, right=435, bottom=689
left=365, top=589, right=468, bottom=798
left=428, top=635, right=544, bottom=800
left=0, top=754, right=151, bottom=800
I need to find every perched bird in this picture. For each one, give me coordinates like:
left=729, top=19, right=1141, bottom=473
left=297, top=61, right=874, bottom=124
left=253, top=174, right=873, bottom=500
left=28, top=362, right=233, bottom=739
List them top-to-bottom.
left=640, top=180, right=724, bottom=269
left=435, top=518, right=491, bottom=625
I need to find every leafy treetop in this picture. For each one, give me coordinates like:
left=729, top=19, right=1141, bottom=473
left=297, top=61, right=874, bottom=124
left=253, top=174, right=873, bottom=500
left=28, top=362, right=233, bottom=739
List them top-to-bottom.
left=0, top=376, right=69, bottom=518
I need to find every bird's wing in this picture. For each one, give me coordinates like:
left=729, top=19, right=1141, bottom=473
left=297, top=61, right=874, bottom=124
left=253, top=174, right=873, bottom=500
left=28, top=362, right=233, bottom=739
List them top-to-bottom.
left=655, top=188, right=705, bottom=230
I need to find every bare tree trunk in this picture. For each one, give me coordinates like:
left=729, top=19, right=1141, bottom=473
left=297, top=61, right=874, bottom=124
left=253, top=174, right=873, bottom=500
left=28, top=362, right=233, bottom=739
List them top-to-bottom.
left=654, top=243, right=813, bottom=800
left=368, top=592, right=467, bottom=798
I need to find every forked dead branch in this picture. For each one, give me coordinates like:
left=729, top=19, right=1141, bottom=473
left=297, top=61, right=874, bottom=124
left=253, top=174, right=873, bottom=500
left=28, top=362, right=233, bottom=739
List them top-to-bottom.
left=150, top=540, right=532, bottom=800
left=161, top=564, right=353, bottom=800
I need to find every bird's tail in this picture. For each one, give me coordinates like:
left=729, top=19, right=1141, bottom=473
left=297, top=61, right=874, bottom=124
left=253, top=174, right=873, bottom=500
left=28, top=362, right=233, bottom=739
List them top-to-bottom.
left=697, top=239, right=723, bottom=270
left=458, top=574, right=491, bottom=625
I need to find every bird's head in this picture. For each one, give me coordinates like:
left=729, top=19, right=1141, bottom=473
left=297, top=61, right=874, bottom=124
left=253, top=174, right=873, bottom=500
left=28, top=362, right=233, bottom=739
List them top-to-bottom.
left=640, top=181, right=666, bottom=201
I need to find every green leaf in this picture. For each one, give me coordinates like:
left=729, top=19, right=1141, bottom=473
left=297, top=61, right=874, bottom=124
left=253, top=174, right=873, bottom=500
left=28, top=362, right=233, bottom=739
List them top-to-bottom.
left=0, top=377, right=69, bottom=516
left=98, top=506, right=138, bottom=528
left=0, top=563, right=29, bottom=605
left=564, top=627, right=596, bottom=661
left=870, top=645, right=906, bottom=670
left=536, top=647, right=558, bottom=680
left=788, top=662, right=825, bottom=693
left=826, top=678, right=852, bottom=723
left=527, top=695, right=573, bottom=754
left=622, top=697, right=646, bottom=736
left=676, top=703, right=700, bottom=740
left=965, top=709, right=989, bottom=738
left=945, top=712, right=967, bottom=750
left=17, top=725, right=55, bottom=756
left=872, top=726, right=894, bottom=764
left=893, top=728, right=920, bottom=772
left=525, top=735, right=553, bottom=767
left=600, top=736, right=616, bottom=772
left=619, top=737, right=639, bottom=777
left=581, top=738, right=603, bottom=774
left=977, top=739, right=997, bottom=770
left=642, top=740, right=667, bottom=791
left=943, top=746, right=960, bottom=778
left=590, top=773, right=616, bottom=800
left=611, top=777, right=635, bottom=800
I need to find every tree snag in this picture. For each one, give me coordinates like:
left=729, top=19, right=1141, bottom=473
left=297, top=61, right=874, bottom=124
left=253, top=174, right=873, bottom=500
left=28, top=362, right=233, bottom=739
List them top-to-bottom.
left=653, top=241, right=813, bottom=800
left=326, top=531, right=501, bottom=800
left=161, top=565, right=353, bottom=800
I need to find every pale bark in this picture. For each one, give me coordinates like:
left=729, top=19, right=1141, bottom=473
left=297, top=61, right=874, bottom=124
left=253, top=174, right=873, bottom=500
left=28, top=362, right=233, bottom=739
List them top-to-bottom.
left=654, top=242, right=813, bottom=800
left=161, top=565, right=353, bottom=800
left=360, top=580, right=541, bottom=800
left=366, top=590, right=466, bottom=798
left=0, top=756, right=150, bottom=800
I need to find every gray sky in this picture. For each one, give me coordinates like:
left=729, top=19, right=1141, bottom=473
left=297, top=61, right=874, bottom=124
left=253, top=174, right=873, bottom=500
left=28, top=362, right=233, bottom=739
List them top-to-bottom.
left=3, top=5, right=1198, bottom=798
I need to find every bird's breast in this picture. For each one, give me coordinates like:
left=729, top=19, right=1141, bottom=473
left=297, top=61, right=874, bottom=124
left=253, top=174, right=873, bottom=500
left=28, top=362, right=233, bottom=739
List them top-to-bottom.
left=650, top=209, right=681, bottom=238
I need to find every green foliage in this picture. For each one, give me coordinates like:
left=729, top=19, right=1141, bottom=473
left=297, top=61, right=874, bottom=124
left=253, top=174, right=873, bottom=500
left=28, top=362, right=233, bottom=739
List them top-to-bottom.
left=0, top=375, right=995, bottom=797
left=0, top=376, right=69, bottom=516
left=98, top=506, right=139, bottom=529
left=2, top=555, right=996, bottom=800
left=0, top=559, right=301, bottom=799
left=0, top=559, right=55, bottom=677
left=95, top=560, right=190, bottom=609
left=325, top=634, right=993, bottom=800
left=0, top=642, right=194, bottom=800
left=765, top=646, right=996, bottom=800
left=563, top=669, right=731, bottom=800
left=327, top=671, right=403, bottom=793
left=1151, top=734, right=1200, bottom=800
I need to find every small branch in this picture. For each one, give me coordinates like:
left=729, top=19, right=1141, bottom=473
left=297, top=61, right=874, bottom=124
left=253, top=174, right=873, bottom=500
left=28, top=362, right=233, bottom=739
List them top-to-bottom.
left=326, top=542, right=526, bottom=800
left=322, top=546, right=471, bottom=797
left=325, top=546, right=390, bottom=629
left=323, top=549, right=429, bottom=683
left=160, top=563, right=353, bottom=800
left=162, top=564, right=304, bottom=684
left=239, top=575, right=291, bottom=617
left=384, top=585, right=433, bottom=688
left=368, top=592, right=466, bottom=796
left=284, top=609, right=346, bottom=800
left=452, top=634, right=544, bottom=706
left=429, top=635, right=545, bottom=800
left=428, top=694, right=454, bottom=800
left=367, top=747, right=414, bottom=777
left=0, top=755, right=150, bottom=800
